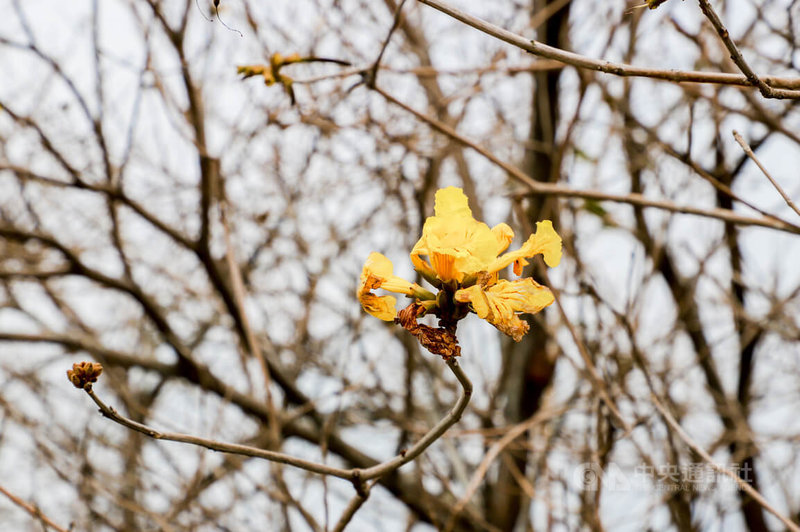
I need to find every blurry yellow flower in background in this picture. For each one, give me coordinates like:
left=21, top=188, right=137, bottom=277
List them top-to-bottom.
left=359, top=186, right=562, bottom=346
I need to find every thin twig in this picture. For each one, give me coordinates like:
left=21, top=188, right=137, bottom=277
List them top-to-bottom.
left=213, top=0, right=243, bottom=37
left=364, top=0, right=408, bottom=88
left=415, top=0, right=800, bottom=94
left=697, top=0, right=800, bottom=99
left=292, top=60, right=563, bottom=84
left=372, top=85, right=800, bottom=235
left=623, top=114, right=791, bottom=224
left=733, top=131, right=800, bottom=217
left=220, top=202, right=280, bottom=435
left=219, top=203, right=257, bottom=393
left=541, top=270, right=630, bottom=433
left=81, top=357, right=471, bottom=485
left=359, top=357, right=472, bottom=480
left=84, top=386, right=354, bottom=479
left=650, top=394, right=800, bottom=532
left=445, top=407, right=562, bottom=531
left=331, top=482, right=373, bottom=532
left=0, top=484, right=69, bottom=532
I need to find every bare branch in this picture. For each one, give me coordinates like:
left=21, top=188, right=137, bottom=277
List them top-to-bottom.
left=363, top=0, right=409, bottom=88
left=416, top=0, right=800, bottom=93
left=697, top=0, right=800, bottom=99
left=373, top=85, right=800, bottom=234
left=733, top=130, right=800, bottom=217
left=77, top=357, right=472, bottom=498
left=360, top=357, right=472, bottom=481
left=84, top=385, right=356, bottom=480
left=651, top=394, right=800, bottom=532
left=446, top=407, right=565, bottom=530
left=331, top=482, right=373, bottom=532
left=0, top=484, right=69, bottom=532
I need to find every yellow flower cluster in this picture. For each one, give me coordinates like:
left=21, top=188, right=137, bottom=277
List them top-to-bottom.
left=358, top=187, right=561, bottom=343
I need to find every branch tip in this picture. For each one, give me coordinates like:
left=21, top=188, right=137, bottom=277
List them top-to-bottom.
left=66, top=361, right=103, bottom=389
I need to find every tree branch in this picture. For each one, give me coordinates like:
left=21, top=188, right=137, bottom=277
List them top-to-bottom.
left=415, top=0, right=800, bottom=94
left=697, top=0, right=800, bottom=99
left=372, top=85, right=800, bottom=234
left=733, top=130, right=800, bottom=217
left=76, top=357, right=472, bottom=523
left=651, top=394, right=800, bottom=532
left=0, top=484, right=69, bottom=532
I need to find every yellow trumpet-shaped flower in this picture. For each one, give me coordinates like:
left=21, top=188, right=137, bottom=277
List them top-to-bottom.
left=359, top=186, right=562, bottom=347
left=410, top=187, right=519, bottom=283
left=411, top=187, right=562, bottom=283
left=358, top=252, right=433, bottom=321
left=455, top=279, right=555, bottom=342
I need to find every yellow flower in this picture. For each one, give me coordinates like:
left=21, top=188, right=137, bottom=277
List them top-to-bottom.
left=359, top=187, right=562, bottom=344
left=410, top=187, right=562, bottom=283
left=409, top=188, right=499, bottom=283
left=358, top=252, right=433, bottom=321
left=455, top=279, right=555, bottom=342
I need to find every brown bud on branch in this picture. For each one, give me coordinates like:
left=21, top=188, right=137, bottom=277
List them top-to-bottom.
left=66, top=361, right=104, bottom=389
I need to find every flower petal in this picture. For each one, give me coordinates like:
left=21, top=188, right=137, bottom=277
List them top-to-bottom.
left=434, top=186, right=472, bottom=218
left=410, top=188, right=502, bottom=282
left=488, top=219, right=562, bottom=275
left=532, top=220, right=562, bottom=268
left=491, top=223, right=514, bottom=254
left=410, top=244, right=438, bottom=284
left=364, top=251, right=393, bottom=279
left=358, top=252, right=416, bottom=321
left=361, top=252, right=415, bottom=294
left=455, top=278, right=554, bottom=341
left=359, top=293, right=398, bottom=321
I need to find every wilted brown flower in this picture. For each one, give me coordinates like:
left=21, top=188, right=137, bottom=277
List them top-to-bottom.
left=396, top=303, right=461, bottom=360
left=67, top=361, right=104, bottom=389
